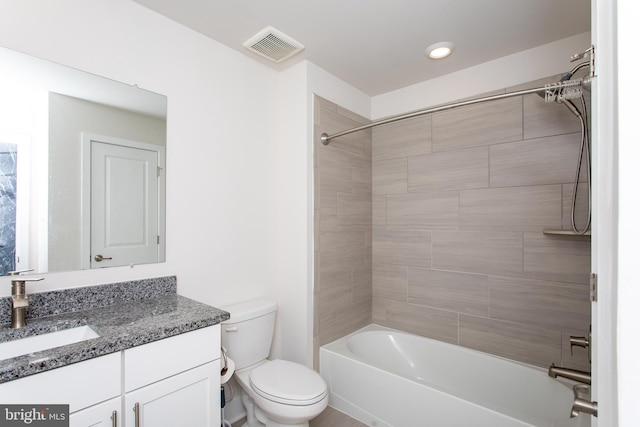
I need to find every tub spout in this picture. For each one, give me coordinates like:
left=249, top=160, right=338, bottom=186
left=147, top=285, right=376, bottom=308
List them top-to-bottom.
left=548, top=364, right=591, bottom=385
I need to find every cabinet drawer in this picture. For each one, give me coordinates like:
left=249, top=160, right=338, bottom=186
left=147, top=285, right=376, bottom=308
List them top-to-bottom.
left=124, top=325, right=219, bottom=392
left=0, top=352, right=121, bottom=412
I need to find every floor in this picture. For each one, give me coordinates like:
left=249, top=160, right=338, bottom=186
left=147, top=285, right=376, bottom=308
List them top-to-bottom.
left=230, top=406, right=367, bottom=427
left=310, top=407, right=369, bottom=427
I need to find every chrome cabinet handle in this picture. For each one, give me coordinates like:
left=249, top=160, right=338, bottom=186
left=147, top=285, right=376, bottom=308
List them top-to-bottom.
left=94, top=254, right=113, bottom=262
left=133, top=403, right=140, bottom=427
left=111, top=410, right=118, bottom=427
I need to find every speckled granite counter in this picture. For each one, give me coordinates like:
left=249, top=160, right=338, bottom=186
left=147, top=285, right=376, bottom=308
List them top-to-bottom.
left=0, top=276, right=229, bottom=383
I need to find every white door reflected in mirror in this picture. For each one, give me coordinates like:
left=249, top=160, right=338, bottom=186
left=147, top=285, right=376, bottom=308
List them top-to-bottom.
left=83, top=134, right=165, bottom=269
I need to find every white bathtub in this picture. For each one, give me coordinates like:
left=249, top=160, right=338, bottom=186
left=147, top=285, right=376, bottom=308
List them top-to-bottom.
left=319, top=324, right=590, bottom=427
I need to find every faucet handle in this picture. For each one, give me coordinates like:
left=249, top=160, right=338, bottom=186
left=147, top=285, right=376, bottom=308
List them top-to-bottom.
left=7, top=269, right=34, bottom=276
left=569, top=325, right=592, bottom=362
left=569, top=335, right=589, bottom=355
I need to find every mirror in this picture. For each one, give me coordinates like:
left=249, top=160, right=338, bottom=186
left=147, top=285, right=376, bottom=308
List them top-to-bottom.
left=0, top=47, right=167, bottom=276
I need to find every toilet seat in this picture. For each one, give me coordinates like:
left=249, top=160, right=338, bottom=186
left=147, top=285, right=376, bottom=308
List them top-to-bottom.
left=249, top=359, right=327, bottom=406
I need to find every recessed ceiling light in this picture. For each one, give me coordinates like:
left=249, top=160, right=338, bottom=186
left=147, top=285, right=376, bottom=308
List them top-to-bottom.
left=426, top=42, right=455, bottom=59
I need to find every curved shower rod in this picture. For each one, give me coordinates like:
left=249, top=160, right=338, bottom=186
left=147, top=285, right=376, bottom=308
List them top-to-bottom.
left=320, top=77, right=590, bottom=145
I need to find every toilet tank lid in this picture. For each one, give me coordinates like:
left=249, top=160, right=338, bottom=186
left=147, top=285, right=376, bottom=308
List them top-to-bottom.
left=221, top=299, right=277, bottom=323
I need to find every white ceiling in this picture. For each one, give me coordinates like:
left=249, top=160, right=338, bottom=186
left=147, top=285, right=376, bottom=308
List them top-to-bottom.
left=132, top=0, right=591, bottom=96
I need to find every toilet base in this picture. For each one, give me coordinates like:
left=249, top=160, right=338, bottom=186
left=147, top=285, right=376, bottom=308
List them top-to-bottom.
left=240, top=389, right=311, bottom=427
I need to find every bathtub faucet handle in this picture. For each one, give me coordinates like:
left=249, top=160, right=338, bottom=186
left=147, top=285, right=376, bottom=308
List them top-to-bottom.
left=569, top=325, right=591, bottom=362
left=569, top=335, right=589, bottom=355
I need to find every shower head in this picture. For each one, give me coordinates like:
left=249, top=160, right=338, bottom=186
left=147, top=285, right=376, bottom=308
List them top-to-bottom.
left=535, top=72, right=574, bottom=99
left=558, top=72, right=573, bottom=82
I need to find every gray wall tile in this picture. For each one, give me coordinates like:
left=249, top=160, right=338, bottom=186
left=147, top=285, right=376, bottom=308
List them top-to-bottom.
left=315, top=81, right=591, bottom=371
left=314, top=96, right=372, bottom=355
left=432, top=97, right=523, bottom=152
left=373, top=116, right=431, bottom=161
left=490, top=134, right=582, bottom=188
left=408, top=146, right=489, bottom=192
left=317, top=156, right=352, bottom=193
left=373, top=157, right=407, bottom=195
left=459, top=185, right=562, bottom=232
left=386, top=191, right=459, bottom=230
left=337, top=192, right=372, bottom=217
left=372, top=196, right=386, bottom=227
left=373, top=229, right=431, bottom=267
left=432, top=231, right=523, bottom=277
left=524, top=233, right=591, bottom=284
left=353, top=263, right=373, bottom=302
left=373, top=263, right=408, bottom=301
left=408, top=268, right=489, bottom=316
left=489, top=276, right=590, bottom=332
left=337, top=297, right=372, bottom=337
left=372, top=297, right=387, bottom=324
left=386, top=300, right=459, bottom=344
left=459, top=315, right=561, bottom=367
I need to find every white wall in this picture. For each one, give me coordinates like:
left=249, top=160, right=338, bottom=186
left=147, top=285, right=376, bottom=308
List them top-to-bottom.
left=0, top=0, right=280, bottom=310
left=616, top=0, right=640, bottom=424
left=274, top=60, right=370, bottom=367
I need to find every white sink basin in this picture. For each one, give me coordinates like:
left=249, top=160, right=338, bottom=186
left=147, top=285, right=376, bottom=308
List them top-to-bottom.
left=0, top=326, right=99, bottom=360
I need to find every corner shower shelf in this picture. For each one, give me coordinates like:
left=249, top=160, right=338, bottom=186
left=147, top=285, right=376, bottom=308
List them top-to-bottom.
left=543, top=228, right=591, bottom=237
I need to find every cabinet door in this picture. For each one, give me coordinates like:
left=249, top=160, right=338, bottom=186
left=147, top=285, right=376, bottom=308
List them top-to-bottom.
left=124, top=361, right=219, bottom=427
left=69, top=397, right=121, bottom=427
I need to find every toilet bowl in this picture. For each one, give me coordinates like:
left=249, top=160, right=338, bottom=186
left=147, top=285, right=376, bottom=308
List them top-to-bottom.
left=221, top=299, right=328, bottom=427
left=235, top=360, right=328, bottom=427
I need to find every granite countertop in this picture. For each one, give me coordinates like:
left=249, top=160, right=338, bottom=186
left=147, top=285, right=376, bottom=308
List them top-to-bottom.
left=0, top=277, right=229, bottom=383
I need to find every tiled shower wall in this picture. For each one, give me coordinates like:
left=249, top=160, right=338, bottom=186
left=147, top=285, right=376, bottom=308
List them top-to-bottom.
left=313, top=77, right=591, bottom=371
left=371, top=79, right=591, bottom=370
left=313, top=96, right=372, bottom=369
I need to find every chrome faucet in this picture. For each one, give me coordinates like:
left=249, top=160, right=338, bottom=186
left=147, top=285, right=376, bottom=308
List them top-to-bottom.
left=8, top=270, right=43, bottom=329
left=547, top=364, right=591, bottom=384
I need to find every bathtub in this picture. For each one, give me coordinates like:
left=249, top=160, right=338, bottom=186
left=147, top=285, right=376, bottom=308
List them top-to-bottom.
left=319, top=324, right=590, bottom=427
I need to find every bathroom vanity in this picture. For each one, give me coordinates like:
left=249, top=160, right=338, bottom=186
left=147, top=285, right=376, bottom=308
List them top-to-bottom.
left=0, top=276, right=230, bottom=427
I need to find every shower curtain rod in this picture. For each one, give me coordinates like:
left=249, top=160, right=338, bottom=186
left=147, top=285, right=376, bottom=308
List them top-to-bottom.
left=319, top=78, right=588, bottom=145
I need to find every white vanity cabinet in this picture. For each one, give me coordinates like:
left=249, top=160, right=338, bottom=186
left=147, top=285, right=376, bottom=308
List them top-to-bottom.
left=0, top=325, right=221, bottom=427
left=123, top=326, right=220, bottom=427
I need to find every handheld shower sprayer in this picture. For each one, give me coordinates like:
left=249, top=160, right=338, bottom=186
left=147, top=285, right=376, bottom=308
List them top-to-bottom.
left=536, top=61, right=592, bottom=235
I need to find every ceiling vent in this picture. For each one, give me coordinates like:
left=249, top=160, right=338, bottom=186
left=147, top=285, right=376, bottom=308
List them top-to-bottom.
left=243, top=26, right=305, bottom=63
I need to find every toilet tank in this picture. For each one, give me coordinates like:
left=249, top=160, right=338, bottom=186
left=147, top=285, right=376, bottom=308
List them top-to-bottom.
left=221, top=299, right=277, bottom=370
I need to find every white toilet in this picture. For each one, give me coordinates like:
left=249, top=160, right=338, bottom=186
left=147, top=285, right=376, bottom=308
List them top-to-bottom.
left=221, top=299, right=328, bottom=427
